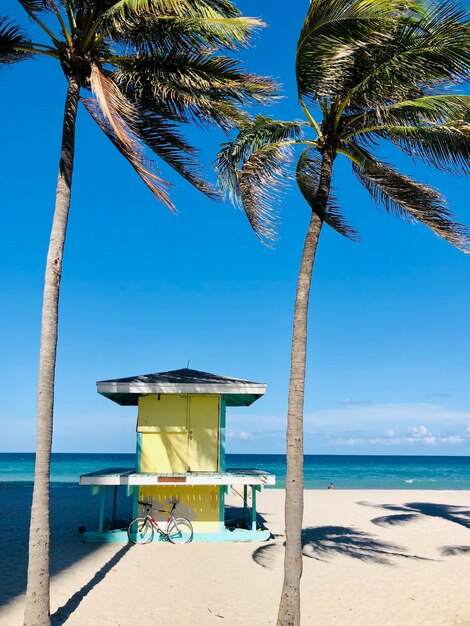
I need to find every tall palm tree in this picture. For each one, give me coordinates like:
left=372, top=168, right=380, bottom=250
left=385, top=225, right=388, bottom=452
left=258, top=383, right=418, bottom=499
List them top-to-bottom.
left=217, top=1, right=470, bottom=624
left=2, top=2, right=274, bottom=624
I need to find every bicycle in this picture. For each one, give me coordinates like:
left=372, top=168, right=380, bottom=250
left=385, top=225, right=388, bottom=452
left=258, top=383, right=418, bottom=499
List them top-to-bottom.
left=127, top=500, right=194, bottom=544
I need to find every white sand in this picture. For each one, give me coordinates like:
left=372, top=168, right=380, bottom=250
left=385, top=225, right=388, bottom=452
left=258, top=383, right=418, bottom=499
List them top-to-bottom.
left=1, top=486, right=469, bottom=625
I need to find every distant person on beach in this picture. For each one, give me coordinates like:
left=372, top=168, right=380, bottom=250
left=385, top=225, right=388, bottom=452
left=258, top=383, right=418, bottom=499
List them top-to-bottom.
left=328, top=482, right=334, bottom=490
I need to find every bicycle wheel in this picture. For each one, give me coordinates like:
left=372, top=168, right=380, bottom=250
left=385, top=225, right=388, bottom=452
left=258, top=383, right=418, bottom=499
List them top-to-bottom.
left=127, top=517, right=154, bottom=544
left=167, top=517, right=193, bottom=544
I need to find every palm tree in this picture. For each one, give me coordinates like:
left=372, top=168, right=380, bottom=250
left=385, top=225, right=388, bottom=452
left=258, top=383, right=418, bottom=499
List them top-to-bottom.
left=217, top=1, right=470, bottom=624
left=2, top=2, right=274, bottom=624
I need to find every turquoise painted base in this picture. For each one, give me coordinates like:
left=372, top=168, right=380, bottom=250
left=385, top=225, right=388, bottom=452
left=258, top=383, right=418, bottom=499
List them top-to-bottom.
left=81, top=527, right=271, bottom=543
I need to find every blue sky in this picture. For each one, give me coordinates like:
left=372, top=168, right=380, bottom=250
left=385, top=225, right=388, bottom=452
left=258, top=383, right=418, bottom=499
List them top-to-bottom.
left=1, top=0, right=469, bottom=455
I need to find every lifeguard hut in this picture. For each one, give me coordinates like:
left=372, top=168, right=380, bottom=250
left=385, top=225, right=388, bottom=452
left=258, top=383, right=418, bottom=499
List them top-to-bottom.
left=79, top=368, right=275, bottom=542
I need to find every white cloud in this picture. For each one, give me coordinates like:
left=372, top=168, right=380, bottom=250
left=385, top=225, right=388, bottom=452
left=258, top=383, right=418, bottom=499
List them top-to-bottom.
left=226, top=401, right=470, bottom=452
left=328, top=424, right=466, bottom=448
left=404, top=425, right=437, bottom=445
left=407, top=425, right=432, bottom=437
left=226, top=430, right=255, bottom=441
left=238, top=431, right=255, bottom=440
left=440, top=435, right=465, bottom=444
left=335, top=438, right=361, bottom=446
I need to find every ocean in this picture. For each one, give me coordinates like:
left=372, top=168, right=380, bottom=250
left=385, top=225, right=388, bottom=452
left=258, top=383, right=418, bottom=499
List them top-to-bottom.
left=0, top=453, right=469, bottom=489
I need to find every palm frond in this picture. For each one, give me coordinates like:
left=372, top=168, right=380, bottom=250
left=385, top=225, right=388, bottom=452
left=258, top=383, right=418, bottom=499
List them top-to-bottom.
left=17, top=0, right=51, bottom=13
left=18, top=0, right=66, bottom=45
left=105, top=0, right=244, bottom=19
left=296, top=0, right=398, bottom=99
left=344, top=0, right=470, bottom=110
left=104, top=13, right=264, bottom=52
left=0, top=17, right=31, bottom=65
left=114, top=52, right=276, bottom=130
left=86, top=65, right=174, bottom=209
left=344, top=95, right=470, bottom=133
left=126, top=108, right=221, bottom=199
left=217, top=115, right=305, bottom=205
left=374, top=123, right=470, bottom=174
left=238, top=141, right=295, bottom=244
left=342, top=142, right=470, bottom=252
left=296, top=148, right=360, bottom=241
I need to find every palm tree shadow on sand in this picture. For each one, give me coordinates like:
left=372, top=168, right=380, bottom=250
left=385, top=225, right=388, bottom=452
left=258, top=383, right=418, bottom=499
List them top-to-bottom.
left=0, top=483, right=133, bottom=609
left=357, top=501, right=470, bottom=529
left=252, top=526, right=433, bottom=569
left=51, top=544, right=132, bottom=626
left=440, top=545, right=470, bottom=556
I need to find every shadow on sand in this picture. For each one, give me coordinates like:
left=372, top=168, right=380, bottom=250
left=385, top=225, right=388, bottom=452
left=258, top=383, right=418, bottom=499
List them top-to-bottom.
left=0, top=483, right=132, bottom=609
left=356, top=501, right=470, bottom=529
left=252, top=525, right=432, bottom=568
left=51, top=544, right=132, bottom=625
left=440, top=545, right=470, bottom=557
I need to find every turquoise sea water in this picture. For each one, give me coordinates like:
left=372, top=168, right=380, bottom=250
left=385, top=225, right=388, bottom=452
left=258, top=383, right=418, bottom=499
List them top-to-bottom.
left=0, top=453, right=469, bottom=489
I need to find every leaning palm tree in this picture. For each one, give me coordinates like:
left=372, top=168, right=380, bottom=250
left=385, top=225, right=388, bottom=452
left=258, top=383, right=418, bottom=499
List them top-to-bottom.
left=217, top=1, right=470, bottom=624
left=3, top=2, right=274, bottom=624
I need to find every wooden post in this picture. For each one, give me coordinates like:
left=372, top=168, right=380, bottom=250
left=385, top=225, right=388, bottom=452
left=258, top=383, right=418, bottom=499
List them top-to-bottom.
left=112, top=485, right=118, bottom=528
left=243, top=485, right=248, bottom=524
left=98, top=486, right=106, bottom=532
left=251, top=486, right=257, bottom=531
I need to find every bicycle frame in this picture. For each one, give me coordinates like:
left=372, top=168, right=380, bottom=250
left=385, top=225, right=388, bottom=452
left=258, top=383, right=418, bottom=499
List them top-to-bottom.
left=138, top=500, right=177, bottom=536
left=144, top=513, right=174, bottom=538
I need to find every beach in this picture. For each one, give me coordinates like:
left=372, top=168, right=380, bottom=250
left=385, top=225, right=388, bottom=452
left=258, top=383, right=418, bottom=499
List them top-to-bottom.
left=1, top=486, right=469, bottom=625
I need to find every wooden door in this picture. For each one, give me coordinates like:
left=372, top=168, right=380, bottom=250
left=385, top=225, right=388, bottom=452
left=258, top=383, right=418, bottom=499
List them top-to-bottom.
left=138, top=395, right=189, bottom=472
left=187, top=396, right=220, bottom=472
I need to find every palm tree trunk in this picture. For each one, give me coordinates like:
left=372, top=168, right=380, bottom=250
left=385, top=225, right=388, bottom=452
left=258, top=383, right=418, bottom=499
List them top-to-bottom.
left=24, top=77, right=80, bottom=626
left=277, top=147, right=335, bottom=626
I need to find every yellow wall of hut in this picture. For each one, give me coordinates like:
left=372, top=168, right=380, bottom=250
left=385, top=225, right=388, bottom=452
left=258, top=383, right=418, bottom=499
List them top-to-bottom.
left=137, top=394, right=221, bottom=532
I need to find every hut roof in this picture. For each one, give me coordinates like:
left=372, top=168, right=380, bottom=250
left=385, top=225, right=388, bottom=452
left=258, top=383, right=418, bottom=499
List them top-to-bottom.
left=97, top=368, right=266, bottom=407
